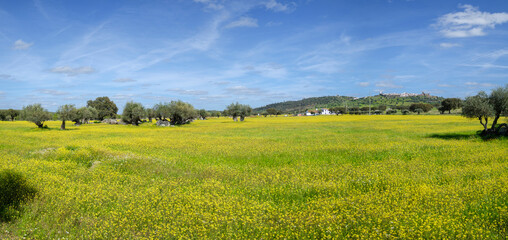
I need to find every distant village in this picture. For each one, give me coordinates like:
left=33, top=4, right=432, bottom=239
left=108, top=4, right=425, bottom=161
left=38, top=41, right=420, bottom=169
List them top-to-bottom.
left=378, top=91, right=432, bottom=98
left=294, top=92, right=435, bottom=116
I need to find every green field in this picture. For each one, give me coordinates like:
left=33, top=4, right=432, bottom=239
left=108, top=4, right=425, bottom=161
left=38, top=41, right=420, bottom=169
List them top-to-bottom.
left=0, top=115, right=507, bottom=239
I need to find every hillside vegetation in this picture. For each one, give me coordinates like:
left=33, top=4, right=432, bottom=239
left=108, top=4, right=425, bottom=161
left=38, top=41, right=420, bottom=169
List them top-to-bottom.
left=254, top=95, right=444, bottom=113
left=0, top=116, right=506, bottom=239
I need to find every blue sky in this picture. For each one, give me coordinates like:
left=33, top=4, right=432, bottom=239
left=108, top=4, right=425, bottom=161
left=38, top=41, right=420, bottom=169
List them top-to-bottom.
left=0, top=0, right=507, bottom=111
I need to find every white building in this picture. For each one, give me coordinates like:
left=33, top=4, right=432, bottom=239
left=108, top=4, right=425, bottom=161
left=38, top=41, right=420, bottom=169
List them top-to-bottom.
left=320, top=108, right=331, bottom=115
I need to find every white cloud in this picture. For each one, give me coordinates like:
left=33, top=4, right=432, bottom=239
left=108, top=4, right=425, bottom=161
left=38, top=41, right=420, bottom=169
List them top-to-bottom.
left=193, top=0, right=224, bottom=10
left=264, top=0, right=295, bottom=12
left=437, top=5, right=508, bottom=38
left=225, top=17, right=258, bottom=29
left=266, top=21, right=282, bottom=27
left=13, top=39, right=33, bottom=50
left=440, top=43, right=461, bottom=48
left=484, top=49, right=508, bottom=59
left=300, top=60, right=346, bottom=74
left=243, top=63, right=287, bottom=78
left=461, top=63, right=508, bottom=69
left=50, top=66, right=95, bottom=76
left=394, top=75, right=416, bottom=80
left=113, top=78, right=136, bottom=83
left=212, top=81, right=231, bottom=85
left=375, top=81, right=403, bottom=88
left=358, top=82, right=370, bottom=87
left=465, top=82, right=496, bottom=87
left=438, top=84, right=454, bottom=87
left=225, top=86, right=264, bottom=95
left=36, top=89, right=68, bottom=96
left=167, top=89, right=208, bottom=95
left=111, top=94, right=135, bottom=100
left=198, top=95, right=228, bottom=101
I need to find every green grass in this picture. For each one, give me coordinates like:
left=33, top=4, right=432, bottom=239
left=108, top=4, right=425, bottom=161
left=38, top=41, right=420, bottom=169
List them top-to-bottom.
left=0, top=115, right=506, bottom=239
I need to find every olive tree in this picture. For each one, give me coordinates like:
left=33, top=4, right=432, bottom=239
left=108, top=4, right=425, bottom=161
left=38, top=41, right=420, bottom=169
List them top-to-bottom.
left=489, top=85, right=508, bottom=130
left=462, top=86, right=508, bottom=133
left=462, top=91, right=494, bottom=132
left=168, top=100, right=197, bottom=125
left=153, top=101, right=197, bottom=125
left=122, top=102, right=145, bottom=126
left=226, top=102, right=252, bottom=121
left=153, top=103, right=171, bottom=121
left=21, top=104, right=51, bottom=128
left=57, top=104, right=77, bottom=130
left=239, top=105, right=252, bottom=121
left=72, top=107, right=98, bottom=125
left=84, top=107, right=98, bottom=123
left=145, top=108, right=155, bottom=122
left=266, top=108, right=277, bottom=116
left=5, top=109, right=19, bottom=121
left=198, top=109, right=209, bottom=120
left=0, top=110, right=6, bottom=121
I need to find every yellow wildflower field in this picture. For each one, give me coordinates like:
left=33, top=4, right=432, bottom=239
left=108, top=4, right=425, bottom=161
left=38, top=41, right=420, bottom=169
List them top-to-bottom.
left=0, top=115, right=507, bottom=239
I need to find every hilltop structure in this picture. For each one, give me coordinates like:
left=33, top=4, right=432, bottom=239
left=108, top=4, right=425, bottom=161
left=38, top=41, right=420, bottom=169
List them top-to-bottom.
left=379, top=91, right=432, bottom=97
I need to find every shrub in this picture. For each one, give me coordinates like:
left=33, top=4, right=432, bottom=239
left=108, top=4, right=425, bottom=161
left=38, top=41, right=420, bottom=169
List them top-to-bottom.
left=386, top=109, right=397, bottom=115
left=0, top=169, right=37, bottom=221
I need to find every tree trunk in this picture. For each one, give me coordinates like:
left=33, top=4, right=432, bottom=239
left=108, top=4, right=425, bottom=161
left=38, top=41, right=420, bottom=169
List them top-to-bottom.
left=490, top=114, right=500, bottom=131
left=233, top=116, right=238, bottom=121
left=240, top=116, right=245, bottom=121
left=480, top=117, right=488, bottom=132
left=61, top=120, right=66, bottom=130
left=36, top=122, right=44, bottom=128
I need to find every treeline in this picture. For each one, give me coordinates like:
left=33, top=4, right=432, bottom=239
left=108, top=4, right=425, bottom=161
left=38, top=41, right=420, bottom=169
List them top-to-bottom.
left=3, top=85, right=506, bottom=136
left=254, top=95, right=444, bottom=113
left=255, top=96, right=356, bottom=113
left=10, top=97, right=253, bottom=129
left=258, top=100, right=460, bottom=116
left=0, top=109, right=20, bottom=121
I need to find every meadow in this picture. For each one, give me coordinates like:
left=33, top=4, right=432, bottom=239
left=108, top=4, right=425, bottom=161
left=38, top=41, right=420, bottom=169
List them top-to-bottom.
left=0, top=115, right=506, bottom=239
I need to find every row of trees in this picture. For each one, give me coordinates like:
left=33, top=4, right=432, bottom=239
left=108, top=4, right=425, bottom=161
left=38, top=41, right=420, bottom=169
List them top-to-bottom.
left=11, top=85, right=508, bottom=133
left=18, top=97, right=254, bottom=129
left=0, top=109, right=19, bottom=121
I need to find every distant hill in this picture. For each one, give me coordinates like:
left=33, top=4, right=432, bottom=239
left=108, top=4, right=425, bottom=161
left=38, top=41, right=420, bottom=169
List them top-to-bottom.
left=254, top=94, right=444, bottom=113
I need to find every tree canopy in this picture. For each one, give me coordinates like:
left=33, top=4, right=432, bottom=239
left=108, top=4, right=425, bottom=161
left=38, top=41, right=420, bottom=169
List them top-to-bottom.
left=488, top=85, right=508, bottom=129
left=462, top=91, right=494, bottom=132
left=87, top=97, right=118, bottom=120
left=439, top=98, right=462, bottom=114
left=154, top=101, right=197, bottom=125
left=167, top=101, right=197, bottom=125
left=122, top=102, right=145, bottom=126
left=226, top=102, right=252, bottom=121
left=409, top=103, right=433, bottom=113
left=21, top=104, right=51, bottom=128
left=57, top=104, right=77, bottom=130
left=198, top=109, right=209, bottom=120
